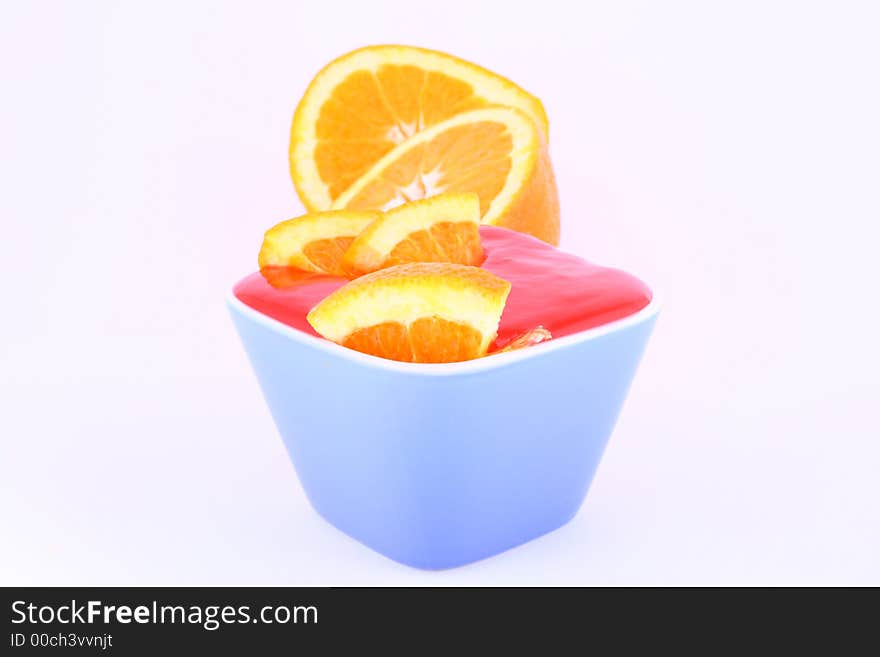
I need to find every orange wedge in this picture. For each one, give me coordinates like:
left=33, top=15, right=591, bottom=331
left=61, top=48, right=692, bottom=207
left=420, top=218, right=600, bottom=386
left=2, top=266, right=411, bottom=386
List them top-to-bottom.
left=290, top=45, right=548, bottom=212
left=329, top=106, right=559, bottom=245
left=342, top=192, right=483, bottom=278
left=258, top=210, right=379, bottom=277
left=307, top=263, right=511, bottom=363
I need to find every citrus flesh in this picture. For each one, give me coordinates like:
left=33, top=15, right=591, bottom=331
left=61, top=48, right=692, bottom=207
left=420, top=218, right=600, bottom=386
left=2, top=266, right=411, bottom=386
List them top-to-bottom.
left=331, top=107, right=559, bottom=244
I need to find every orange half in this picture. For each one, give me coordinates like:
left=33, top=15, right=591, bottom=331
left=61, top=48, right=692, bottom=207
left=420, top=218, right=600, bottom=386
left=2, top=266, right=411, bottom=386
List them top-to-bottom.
left=290, top=45, right=548, bottom=211
left=342, top=192, right=483, bottom=278
left=307, top=262, right=511, bottom=363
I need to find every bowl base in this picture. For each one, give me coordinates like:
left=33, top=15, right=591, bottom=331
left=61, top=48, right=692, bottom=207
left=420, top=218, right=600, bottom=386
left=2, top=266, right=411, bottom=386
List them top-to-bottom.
left=310, top=500, right=581, bottom=570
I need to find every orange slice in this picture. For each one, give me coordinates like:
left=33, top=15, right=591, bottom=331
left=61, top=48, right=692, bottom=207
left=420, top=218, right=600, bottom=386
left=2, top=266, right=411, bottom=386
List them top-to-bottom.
left=290, top=45, right=548, bottom=212
left=329, top=107, right=559, bottom=245
left=341, top=192, right=483, bottom=278
left=258, top=210, right=379, bottom=277
left=307, top=262, right=511, bottom=363
left=494, top=326, right=553, bottom=353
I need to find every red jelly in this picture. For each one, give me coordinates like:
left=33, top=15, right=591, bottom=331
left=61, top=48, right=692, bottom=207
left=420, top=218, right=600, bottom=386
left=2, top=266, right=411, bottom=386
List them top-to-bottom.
left=234, top=226, right=652, bottom=351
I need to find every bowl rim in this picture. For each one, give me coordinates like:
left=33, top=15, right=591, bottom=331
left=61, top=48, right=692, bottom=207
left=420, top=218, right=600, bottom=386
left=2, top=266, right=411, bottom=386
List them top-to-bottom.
left=227, top=288, right=661, bottom=376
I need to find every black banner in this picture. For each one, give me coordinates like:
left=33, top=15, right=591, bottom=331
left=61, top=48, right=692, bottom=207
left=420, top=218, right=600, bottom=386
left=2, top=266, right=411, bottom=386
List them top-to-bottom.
left=1, top=587, right=870, bottom=652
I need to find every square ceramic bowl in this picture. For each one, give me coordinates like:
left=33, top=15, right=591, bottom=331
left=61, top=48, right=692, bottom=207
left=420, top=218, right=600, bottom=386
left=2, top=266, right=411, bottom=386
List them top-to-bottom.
left=228, top=291, right=659, bottom=569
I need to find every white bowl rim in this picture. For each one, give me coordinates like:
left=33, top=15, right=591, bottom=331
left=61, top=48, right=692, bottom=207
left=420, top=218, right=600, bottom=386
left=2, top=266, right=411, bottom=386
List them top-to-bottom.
left=227, top=287, right=661, bottom=377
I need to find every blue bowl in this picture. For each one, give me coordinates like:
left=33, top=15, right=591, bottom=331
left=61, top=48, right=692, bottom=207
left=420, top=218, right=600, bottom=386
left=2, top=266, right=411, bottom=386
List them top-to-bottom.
left=228, top=292, right=659, bottom=569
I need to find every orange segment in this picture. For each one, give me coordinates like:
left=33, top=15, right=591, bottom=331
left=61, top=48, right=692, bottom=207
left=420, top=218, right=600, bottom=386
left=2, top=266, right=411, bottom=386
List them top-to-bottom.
left=291, top=45, right=549, bottom=212
left=331, top=107, right=559, bottom=245
left=342, top=192, right=483, bottom=278
left=258, top=210, right=379, bottom=276
left=302, top=236, right=356, bottom=274
left=307, top=262, right=511, bottom=363
left=342, top=318, right=483, bottom=364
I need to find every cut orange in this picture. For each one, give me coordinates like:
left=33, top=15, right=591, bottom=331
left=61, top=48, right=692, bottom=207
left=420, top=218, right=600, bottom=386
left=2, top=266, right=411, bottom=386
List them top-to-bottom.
left=290, top=45, right=548, bottom=213
left=327, top=106, right=558, bottom=244
left=342, top=192, right=483, bottom=278
left=258, top=210, right=379, bottom=277
left=307, top=262, right=511, bottom=363
left=494, top=326, right=553, bottom=353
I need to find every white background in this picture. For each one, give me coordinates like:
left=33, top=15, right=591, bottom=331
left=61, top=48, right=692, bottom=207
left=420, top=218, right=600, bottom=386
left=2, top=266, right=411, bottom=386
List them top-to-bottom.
left=2, top=1, right=879, bottom=585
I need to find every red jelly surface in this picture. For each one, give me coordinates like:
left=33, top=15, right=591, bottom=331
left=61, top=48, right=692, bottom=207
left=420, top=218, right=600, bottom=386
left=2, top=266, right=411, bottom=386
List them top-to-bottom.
left=234, top=226, right=652, bottom=351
